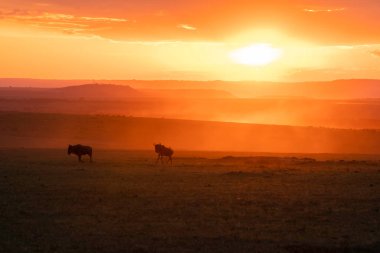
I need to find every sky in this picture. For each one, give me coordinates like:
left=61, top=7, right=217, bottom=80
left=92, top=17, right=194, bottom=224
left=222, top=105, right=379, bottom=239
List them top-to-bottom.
left=1, top=0, right=380, bottom=81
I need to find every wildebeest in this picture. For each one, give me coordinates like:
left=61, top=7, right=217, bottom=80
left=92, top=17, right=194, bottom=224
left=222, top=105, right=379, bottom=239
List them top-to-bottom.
left=154, top=143, right=173, bottom=164
left=68, top=144, right=93, bottom=162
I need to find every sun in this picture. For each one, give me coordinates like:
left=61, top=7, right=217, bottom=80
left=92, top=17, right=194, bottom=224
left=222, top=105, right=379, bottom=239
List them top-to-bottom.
left=229, top=44, right=282, bottom=66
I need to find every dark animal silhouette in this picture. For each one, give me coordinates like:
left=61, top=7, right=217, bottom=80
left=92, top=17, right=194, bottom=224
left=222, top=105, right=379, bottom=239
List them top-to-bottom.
left=154, top=143, right=173, bottom=164
left=68, top=144, right=93, bottom=162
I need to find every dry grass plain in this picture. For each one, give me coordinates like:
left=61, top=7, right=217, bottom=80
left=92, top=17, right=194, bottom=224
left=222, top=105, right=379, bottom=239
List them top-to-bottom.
left=1, top=149, right=380, bottom=253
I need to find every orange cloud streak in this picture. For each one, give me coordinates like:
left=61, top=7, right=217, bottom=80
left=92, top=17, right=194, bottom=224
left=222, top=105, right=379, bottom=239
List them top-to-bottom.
left=1, top=0, right=380, bottom=80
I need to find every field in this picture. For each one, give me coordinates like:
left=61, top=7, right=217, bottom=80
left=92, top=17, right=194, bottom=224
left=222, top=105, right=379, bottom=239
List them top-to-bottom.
left=3, top=112, right=380, bottom=154
left=1, top=149, right=379, bottom=253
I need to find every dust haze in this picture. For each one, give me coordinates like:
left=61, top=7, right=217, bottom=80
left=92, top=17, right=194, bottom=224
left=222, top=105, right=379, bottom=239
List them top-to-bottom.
left=2, top=79, right=380, bottom=153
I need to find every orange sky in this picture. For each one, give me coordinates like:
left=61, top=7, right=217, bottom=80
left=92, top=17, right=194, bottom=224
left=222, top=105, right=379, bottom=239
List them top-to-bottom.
left=1, top=0, right=380, bottom=81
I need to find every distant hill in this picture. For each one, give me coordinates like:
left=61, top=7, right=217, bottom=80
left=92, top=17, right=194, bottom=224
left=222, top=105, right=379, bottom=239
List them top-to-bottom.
left=2, top=78, right=380, bottom=99
left=126, top=79, right=380, bottom=99
left=0, top=83, right=233, bottom=100
left=0, top=84, right=142, bottom=100
left=57, top=84, right=142, bottom=99
left=141, top=89, right=234, bottom=99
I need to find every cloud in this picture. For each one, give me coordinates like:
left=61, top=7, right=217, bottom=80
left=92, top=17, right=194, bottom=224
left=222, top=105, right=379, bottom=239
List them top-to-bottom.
left=0, top=1, right=378, bottom=44
left=303, top=7, right=346, bottom=13
left=0, top=9, right=128, bottom=36
left=3, top=11, right=128, bottom=23
left=80, top=16, right=127, bottom=22
left=177, top=24, right=196, bottom=31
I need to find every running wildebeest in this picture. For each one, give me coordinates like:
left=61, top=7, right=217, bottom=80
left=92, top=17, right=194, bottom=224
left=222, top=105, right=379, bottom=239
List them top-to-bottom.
left=154, top=143, right=173, bottom=164
left=68, top=144, right=93, bottom=162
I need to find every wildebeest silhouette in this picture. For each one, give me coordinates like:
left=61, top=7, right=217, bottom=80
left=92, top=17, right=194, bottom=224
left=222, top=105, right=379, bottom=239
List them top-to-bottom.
left=154, top=143, right=173, bottom=164
left=68, top=144, right=93, bottom=162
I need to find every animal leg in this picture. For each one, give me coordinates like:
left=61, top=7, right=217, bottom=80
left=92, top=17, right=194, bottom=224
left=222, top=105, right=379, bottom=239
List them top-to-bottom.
left=89, top=154, right=93, bottom=162
left=156, top=154, right=161, bottom=164
left=78, top=155, right=83, bottom=162
left=168, top=155, right=172, bottom=165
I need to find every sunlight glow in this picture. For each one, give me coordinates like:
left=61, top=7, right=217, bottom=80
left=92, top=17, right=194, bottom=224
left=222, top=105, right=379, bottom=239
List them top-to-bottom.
left=229, top=44, right=282, bottom=66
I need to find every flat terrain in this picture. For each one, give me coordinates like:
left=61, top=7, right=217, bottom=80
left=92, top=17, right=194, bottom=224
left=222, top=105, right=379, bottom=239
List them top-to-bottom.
left=3, top=97, right=380, bottom=129
left=2, top=112, right=380, bottom=154
left=1, top=149, right=379, bottom=253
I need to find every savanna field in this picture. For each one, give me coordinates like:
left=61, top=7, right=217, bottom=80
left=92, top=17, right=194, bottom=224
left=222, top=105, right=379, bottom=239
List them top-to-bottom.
left=1, top=91, right=380, bottom=252
left=1, top=149, right=379, bottom=253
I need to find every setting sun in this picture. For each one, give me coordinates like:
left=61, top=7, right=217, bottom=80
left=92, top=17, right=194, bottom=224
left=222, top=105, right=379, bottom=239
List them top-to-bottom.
left=229, top=44, right=282, bottom=66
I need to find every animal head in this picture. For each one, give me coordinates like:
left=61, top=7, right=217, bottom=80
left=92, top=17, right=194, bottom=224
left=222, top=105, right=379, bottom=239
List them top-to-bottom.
left=154, top=143, right=163, bottom=153
left=68, top=145, right=73, bottom=155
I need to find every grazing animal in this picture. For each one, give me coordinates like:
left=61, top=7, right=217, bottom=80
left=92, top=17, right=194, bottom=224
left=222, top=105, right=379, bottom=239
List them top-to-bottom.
left=154, top=143, right=173, bottom=164
left=68, top=144, right=93, bottom=162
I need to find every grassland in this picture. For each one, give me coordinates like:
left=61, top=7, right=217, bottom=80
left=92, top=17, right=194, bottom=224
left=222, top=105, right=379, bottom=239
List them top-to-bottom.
left=3, top=97, right=380, bottom=129
left=2, top=112, right=380, bottom=154
left=1, top=149, right=379, bottom=253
